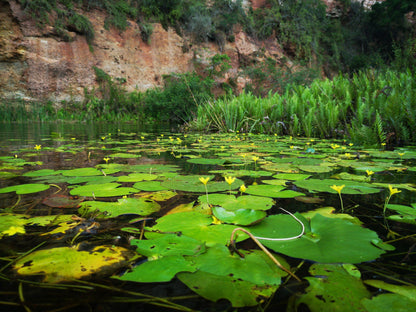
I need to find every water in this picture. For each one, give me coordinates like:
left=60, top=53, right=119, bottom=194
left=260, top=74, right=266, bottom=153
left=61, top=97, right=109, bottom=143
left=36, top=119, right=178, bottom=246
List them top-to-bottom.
left=0, top=122, right=415, bottom=312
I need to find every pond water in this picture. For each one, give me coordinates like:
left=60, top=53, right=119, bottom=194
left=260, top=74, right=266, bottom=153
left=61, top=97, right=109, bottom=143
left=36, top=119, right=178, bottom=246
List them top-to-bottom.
left=0, top=122, right=415, bottom=312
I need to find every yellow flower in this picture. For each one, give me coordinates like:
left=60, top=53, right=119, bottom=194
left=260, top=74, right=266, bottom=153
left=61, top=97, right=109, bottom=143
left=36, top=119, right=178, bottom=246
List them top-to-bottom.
left=101, top=136, right=106, bottom=140
left=349, top=143, right=354, bottom=147
left=34, top=144, right=41, bottom=150
left=290, top=145, right=294, bottom=149
left=398, top=152, right=405, bottom=157
left=344, top=153, right=351, bottom=158
left=252, top=156, right=259, bottom=162
left=104, top=157, right=110, bottom=164
left=366, top=170, right=374, bottom=176
left=225, top=176, right=236, bottom=185
left=199, top=177, right=210, bottom=185
left=239, top=184, right=247, bottom=193
left=330, top=185, right=345, bottom=194
left=388, top=185, right=401, bottom=196
left=4, top=226, right=25, bottom=236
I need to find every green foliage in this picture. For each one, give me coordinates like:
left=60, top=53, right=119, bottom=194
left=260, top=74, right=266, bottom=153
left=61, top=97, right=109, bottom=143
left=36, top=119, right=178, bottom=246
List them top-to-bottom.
left=191, top=69, right=416, bottom=145
left=144, top=72, right=214, bottom=125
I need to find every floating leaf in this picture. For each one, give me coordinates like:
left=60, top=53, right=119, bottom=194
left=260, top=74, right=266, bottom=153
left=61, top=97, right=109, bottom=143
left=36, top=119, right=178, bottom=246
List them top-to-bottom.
left=186, top=158, right=226, bottom=165
left=62, top=167, right=119, bottom=176
left=117, top=173, right=158, bottom=182
left=161, top=175, right=243, bottom=193
left=294, top=179, right=382, bottom=194
left=133, top=181, right=168, bottom=191
left=0, top=183, right=50, bottom=194
left=70, top=183, right=137, bottom=197
left=245, top=184, right=304, bottom=198
left=137, top=190, right=177, bottom=201
left=199, top=194, right=273, bottom=211
left=79, top=197, right=160, bottom=217
left=212, top=207, right=266, bottom=225
left=146, top=211, right=247, bottom=246
left=249, top=213, right=391, bottom=263
left=14, top=245, right=133, bottom=283
left=178, top=245, right=288, bottom=307
left=118, top=256, right=196, bottom=283
left=293, top=263, right=371, bottom=312
left=364, top=280, right=416, bottom=302
left=362, top=293, right=416, bottom=312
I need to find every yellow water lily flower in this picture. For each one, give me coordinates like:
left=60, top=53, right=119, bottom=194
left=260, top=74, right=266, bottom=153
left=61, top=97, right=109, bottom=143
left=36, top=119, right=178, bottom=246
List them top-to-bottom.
left=34, top=144, right=41, bottom=150
left=252, top=156, right=259, bottom=162
left=104, top=157, right=110, bottom=164
left=366, top=170, right=374, bottom=176
left=225, top=176, right=236, bottom=185
left=199, top=177, right=210, bottom=185
left=239, top=184, right=247, bottom=193
left=330, top=184, right=345, bottom=194
left=330, top=185, right=345, bottom=212
left=388, top=185, right=401, bottom=196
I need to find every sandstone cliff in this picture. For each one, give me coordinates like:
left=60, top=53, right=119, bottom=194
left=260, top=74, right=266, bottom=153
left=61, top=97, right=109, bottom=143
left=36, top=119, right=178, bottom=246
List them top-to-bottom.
left=0, top=0, right=290, bottom=103
left=0, top=0, right=393, bottom=104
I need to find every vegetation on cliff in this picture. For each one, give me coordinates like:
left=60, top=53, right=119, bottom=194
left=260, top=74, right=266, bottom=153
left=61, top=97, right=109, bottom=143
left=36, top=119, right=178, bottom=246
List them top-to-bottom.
left=3, top=0, right=416, bottom=145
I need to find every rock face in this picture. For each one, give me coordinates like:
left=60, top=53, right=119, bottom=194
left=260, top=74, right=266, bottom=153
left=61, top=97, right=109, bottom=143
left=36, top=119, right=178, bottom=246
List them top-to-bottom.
left=0, top=0, right=289, bottom=103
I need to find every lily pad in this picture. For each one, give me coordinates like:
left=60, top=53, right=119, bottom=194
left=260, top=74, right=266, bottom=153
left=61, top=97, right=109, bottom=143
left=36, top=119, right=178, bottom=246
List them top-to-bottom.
left=62, top=167, right=119, bottom=176
left=117, top=173, right=158, bottom=182
left=161, top=175, right=243, bottom=193
left=294, top=179, right=382, bottom=194
left=132, top=181, right=168, bottom=191
left=0, top=183, right=50, bottom=194
left=70, top=183, right=137, bottom=197
left=245, top=184, right=304, bottom=198
left=199, top=194, right=274, bottom=211
left=79, top=197, right=161, bottom=217
left=212, top=206, right=266, bottom=225
left=145, top=211, right=247, bottom=246
left=249, top=213, right=391, bottom=263
left=14, top=245, right=133, bottom=283
left=178, top=245, right=288, bottom=307
left=293, top=263, right=371, bottom=312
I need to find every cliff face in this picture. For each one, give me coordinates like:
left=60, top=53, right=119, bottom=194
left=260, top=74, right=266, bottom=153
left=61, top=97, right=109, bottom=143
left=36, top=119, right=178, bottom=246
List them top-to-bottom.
left=0, top=0, right=288, bottom=103
left=0, top=0, right=392, bottom=103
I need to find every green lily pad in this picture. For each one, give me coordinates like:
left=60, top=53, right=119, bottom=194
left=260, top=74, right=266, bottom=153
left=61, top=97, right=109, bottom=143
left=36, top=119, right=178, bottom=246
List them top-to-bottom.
left=186, top=158, right=226, bottom=165
left=62, top=167, right=119, bottom=176
left=23, top=169, right=61, bottom=177
left=117, top=173, right=158, bottom=182
left=272, top=173, right=311, bottom=180
left=161, top=175, right=243, bottom=193
left=66, top=176, right=118, bottom=185
left=294, top=179, right=382, bottom=194
left=132, top=181, right=168, bottom=191
left=0, top=183, right=50, bottom=194
left=70, top=183, right=137, bottom=197
left=245, top=184, right=304, bottom=198
left=199, top=194, right=274, bottom=211
left=79, top=197, right=160, bottom=217
left=385, top=204, right=416, bottom=216
left=212, top=207, right=266, bottom=225
left=145, top=211, right=247, bottom=247
left=249, top=213, right=391, bottom=263
left=131, top=234, right=205, bottom=259
left=14, top=245, right=133, bottom=283
left=178, top=245, right=288, bottom=307
left=117, top=256, right=196, bottom=283
left=293, top=263, right=371, bottom=312
left=364, top=279, right=416, bottom=301
left=362, top=293, right=416, bottom=312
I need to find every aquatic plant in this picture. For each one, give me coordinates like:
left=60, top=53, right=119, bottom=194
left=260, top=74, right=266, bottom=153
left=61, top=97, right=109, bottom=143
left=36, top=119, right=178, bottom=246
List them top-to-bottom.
left=330, top=184, right=345, bottom=212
